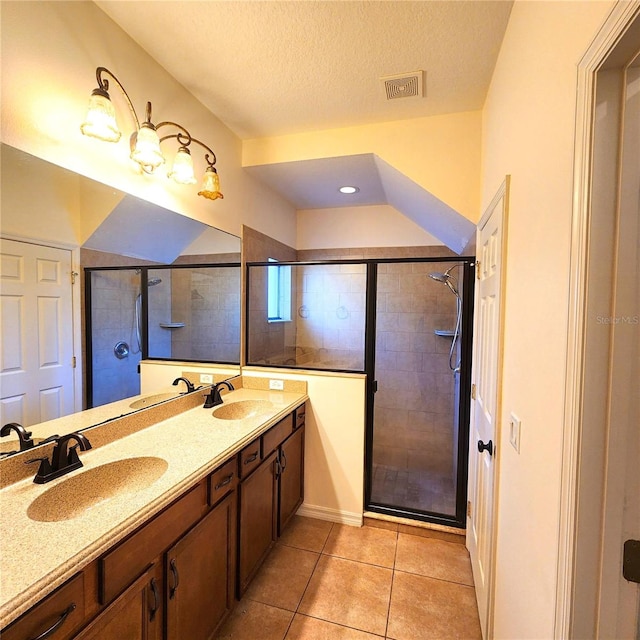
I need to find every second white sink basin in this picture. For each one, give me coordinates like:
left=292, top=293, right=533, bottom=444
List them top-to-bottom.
left=212, top=400, right=274, bottom=421
left=27, top=456, right=169, bottom=522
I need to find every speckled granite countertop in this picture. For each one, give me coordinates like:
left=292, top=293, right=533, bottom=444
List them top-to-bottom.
left=0, top=386, right=307, bottom=628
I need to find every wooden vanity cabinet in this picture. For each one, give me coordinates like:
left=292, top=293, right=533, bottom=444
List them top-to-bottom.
left=2, top=403, right=305, bottom=640
left=237, top=404, right=306, bottom=596
left=278, top=424, right=305, bottom=535
left=165, top=492, right=236, bottom=640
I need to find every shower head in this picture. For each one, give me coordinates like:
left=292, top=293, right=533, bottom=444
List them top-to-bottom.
left=429, top=268, right=460, bottom=298
left=148, top=277, right=162, bottom=287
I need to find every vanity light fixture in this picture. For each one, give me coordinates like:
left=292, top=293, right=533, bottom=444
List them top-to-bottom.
left=80, top=66, right=223, bottom=200
left=339, top=186, right=360, bottom=194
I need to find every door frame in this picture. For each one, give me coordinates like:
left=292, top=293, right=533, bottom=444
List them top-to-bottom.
left=557, top=1, right=640, bottom=636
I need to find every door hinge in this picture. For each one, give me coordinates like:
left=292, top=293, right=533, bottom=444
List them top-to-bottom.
left=475, top=261, right=481, bottom=280
left=71, top=271, right=79, bottom=284
left=71, top=356, right=77, bottom=369
left=471, top=383, right=476, bottom=400
left=467, top=501, right=472, bottom=517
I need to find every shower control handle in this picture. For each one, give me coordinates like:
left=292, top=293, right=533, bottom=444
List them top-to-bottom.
left=478, top=439, right=493, bottom=456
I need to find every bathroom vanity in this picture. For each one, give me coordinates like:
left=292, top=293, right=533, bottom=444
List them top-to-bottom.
left=0, top=383, right=307, bottom=640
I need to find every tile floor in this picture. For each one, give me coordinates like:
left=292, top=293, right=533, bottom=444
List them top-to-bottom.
left=216, top=516, right=481, bottom=640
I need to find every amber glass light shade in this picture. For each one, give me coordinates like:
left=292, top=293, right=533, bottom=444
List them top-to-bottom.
left=80, top=90, right=121, bottom=142
left=130, top=122, right=164, bottom=170
left=198, top=167, right=224, bottom=200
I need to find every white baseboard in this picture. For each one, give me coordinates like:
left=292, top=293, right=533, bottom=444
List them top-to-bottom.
left=296, top=502, right=363, bottom=527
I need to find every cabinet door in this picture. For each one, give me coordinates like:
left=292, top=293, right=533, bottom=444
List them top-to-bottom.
left=278, top=425, right=305, bottom=535
left=237, top=451, right=278, bottom=595
left=166, top=492, right=236, bottom=640
left=74, top=566, right=161, bottom=640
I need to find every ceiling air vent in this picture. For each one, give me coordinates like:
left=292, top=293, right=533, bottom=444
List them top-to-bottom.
left=381, top=71, right=424, bottom=100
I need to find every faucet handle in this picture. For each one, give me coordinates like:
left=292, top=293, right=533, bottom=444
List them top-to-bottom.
left=25, top=456, right=54, bottom=483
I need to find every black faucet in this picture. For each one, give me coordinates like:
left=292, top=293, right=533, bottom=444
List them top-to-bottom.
left=172, top=377, right=196, bottom=393
left=203, top=380, right=235, bottom=409
left=1, top=423, right=34, bottom=452
left=26, top=432, right=93, bottom=484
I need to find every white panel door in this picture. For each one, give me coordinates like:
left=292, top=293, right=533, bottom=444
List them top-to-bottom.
left=467, top=178, right=508, bottom=638
left=0, top=239, right=75, bottom=427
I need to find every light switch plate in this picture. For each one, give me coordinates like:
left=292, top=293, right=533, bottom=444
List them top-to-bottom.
left=509, top=412, right=521, bottom=453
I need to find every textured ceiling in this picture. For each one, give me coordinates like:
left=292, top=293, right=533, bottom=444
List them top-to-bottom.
left=96, top=0, right=513, bottom=140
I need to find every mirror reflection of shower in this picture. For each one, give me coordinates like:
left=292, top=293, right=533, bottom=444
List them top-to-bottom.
left=429, top=265, right=462, bottom=373
left=134, top=274, right=163, bottom=353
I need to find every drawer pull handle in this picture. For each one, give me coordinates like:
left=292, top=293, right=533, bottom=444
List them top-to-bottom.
left=280, top=449, right=287, bottom=472
left=244, top=451, right=259, bottom=465
left=275, top=457, right=281, bottom=479
left=214, top=473, right=233, bottom=490
left=169, top=559, right=180, bottom=599
left=149, top=578, right=159, bottom=621
left=29, top=603, right=76, bottom=640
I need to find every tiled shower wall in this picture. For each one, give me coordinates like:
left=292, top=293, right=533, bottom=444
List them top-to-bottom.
left=372, top=260, right=462, bottom=514
left=166, top=267, right=241, bottom=362
left=89, top=269, right=142, bottom=406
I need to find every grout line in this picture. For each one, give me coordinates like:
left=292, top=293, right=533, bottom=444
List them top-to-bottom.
left=392, top=567, right=476, bottom=589
left=385, top=570, right=396, bottom=640
left=294, top=612, right=386, bottom=638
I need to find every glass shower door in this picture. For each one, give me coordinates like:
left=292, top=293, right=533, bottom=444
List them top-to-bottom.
left=368, top=259, right=472, bottom=526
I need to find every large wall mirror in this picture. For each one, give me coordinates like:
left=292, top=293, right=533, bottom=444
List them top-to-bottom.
left=0, top=144, right=241, bottom=456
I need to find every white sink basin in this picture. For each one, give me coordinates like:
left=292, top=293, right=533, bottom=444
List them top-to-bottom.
left=212, top=400, right=274, bottom=421
left=27, top=457, right=168, bottom=522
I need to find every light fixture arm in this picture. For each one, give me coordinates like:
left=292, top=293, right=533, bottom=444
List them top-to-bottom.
left=95, top=66, right=141, bottom=130
left=158, top=129, right=218, bottom=167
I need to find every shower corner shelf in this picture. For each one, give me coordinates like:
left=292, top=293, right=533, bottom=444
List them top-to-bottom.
left=159, top=322, right=185, bottom=329
left=434, top=329, right=456, bottom=337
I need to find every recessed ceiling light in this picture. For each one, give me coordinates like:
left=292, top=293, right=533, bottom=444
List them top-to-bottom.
left=339, top=186, right=359, bottom=194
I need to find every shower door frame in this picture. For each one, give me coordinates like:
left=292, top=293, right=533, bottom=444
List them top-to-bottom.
left=364, top=257, right=476, bottom=529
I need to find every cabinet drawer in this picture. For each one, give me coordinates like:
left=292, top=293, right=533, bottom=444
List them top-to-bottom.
left=294, top=403, right=306, bottom=430
left=263, top=414, right=293, bottom=456
left=239, top=439, right=262, bottom=479
left=208, top=457, right=237, bottom=506
left=100, top=481, right=207, bottom=604
left=2, top=573, right=85, bottom=640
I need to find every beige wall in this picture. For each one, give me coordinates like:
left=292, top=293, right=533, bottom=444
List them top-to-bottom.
left=1, top=1, right=296, bottom=246
left=480, top=1, right=614, bottom=637
left=297, top=204, right=442, bottom=250
left=242, top=367, right=367, bottom=525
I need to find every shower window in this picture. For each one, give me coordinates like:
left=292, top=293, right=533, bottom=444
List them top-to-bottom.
left=247, top=261, right=367, bottom=371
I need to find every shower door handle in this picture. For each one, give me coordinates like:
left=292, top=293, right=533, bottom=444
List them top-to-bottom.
left=478, top=440, right=493, bottom=456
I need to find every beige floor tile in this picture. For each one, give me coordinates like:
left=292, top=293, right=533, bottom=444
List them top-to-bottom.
left=279, top=515, right=334, bottom=552
left=323, top=523, right=397, bottom=567
left=395, top=533, right=473, bottom=586
left=245, top=544, right=319, bottom=611
left=298, top=555, right=392, bottom=636
left=387, top=571, right=482, bottom=640
left=215, top=599, right=294, bottom=640
left=285, top=614, right=384, bottom=639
